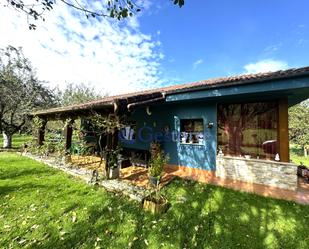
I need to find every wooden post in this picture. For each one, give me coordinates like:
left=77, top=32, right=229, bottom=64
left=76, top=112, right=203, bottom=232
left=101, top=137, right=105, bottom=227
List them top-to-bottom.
left=278, top=98, right=290, bottom=162
left=38, top=119, right=47, bottom=146
left=65, top=119, right=74, bottom=152
left=106, top=128, right=118, bottom=150
left=111, top=128, right=119, bottom=150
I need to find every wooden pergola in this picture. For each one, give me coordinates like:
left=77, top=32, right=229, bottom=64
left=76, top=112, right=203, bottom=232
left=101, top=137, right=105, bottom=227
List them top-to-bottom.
left=32, top=91, right=166, bottom=152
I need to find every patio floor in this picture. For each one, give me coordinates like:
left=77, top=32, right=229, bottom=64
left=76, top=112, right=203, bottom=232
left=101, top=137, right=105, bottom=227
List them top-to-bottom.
left=120, top=165, right=309, bottom=205
left=120, top=166, right=176, bottom=188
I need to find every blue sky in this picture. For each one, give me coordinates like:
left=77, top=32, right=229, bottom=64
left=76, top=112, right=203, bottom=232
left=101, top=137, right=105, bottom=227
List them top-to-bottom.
left=0, top=0, right=308, bottom=94
left=139, top=0, right=309, bottom=84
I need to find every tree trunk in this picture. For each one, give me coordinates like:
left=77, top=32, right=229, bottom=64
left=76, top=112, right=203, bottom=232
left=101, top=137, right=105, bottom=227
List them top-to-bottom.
left=2, top=131, right=12, bottom=148
left=305, top=146, right=308, bottom=157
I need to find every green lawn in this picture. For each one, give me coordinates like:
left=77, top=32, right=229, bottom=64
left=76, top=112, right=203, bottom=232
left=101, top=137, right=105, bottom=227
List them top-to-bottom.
left=0, top=134, right=32, bottom=149
left=290, top=145, right=309, bottom=167
left=1, top=153, right=309, bottom=248
left=291, top=154, right=309, bottom=167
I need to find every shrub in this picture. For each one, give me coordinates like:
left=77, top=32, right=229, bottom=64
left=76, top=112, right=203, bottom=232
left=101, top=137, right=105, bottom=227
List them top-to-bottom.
left=149, top=151, right=169, bottom=178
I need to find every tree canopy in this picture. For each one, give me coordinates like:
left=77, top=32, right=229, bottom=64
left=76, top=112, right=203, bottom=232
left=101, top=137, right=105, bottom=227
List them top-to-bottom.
left=6, top=0, right=185, bottom=30
left=0, top=46, right=56, bottom=148
left=59, top=82, right=105, bottom=106
left=289, top=100, right=309, bottom=156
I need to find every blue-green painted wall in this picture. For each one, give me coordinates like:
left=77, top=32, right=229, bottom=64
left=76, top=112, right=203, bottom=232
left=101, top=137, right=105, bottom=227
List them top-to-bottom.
left=121, top=102, right=217, bottom=171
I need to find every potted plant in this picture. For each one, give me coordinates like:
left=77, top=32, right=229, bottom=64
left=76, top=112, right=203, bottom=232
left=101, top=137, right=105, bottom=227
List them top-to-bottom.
left=148, top=142, right=168, bottom=187
left=143, top=143, right=170, bottom=214
left=106, top=147, right=121, bottom=179
left=148, top=152, right=166, bottom=186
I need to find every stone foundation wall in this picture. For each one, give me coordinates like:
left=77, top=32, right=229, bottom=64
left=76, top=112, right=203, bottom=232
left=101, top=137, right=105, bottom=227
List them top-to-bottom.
left=216, top=156, right=298, bottom=190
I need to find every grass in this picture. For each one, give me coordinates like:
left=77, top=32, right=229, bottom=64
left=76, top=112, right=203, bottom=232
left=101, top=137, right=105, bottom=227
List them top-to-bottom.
left=0, top=134, right=32, bottom=149
left=290, top=144, right=309, bottom=168
left=1, top=153, right=309, bottom=248
left=291, top=154, right=309, bottom=167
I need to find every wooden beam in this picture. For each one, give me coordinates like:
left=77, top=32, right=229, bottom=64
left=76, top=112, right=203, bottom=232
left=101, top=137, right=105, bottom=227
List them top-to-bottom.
left=278, top=98, right=290, bottom=162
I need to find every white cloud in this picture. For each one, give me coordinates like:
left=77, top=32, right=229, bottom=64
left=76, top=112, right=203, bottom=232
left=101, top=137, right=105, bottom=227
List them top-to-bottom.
left=0, top=0, right=164, bottom=95
left=263, top=43, right=282, bottom=53
left=193, top=59, right=203, bottom=70
left=244, top=59, right=289, bottom=74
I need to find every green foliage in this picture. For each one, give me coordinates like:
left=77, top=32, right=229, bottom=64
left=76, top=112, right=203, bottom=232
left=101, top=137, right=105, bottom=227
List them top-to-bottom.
left=173, top=0, right=185, bottom=7
left=7, top=1, right=185, bottom=30
left=0, top=46, right=56, bottom=147
left=59, top=83, right=104, bottom=107
left=289, top=101, right=309, bottom=155
left=90, top=113, right=126, bottom=134
left=32, top=116, right=45, bottom=129
left=28, top=133, right=65, bottom=157
left=70, top=140, right=92, bottom=156
left=149, top=142, right=169, bottom=178
left=149, top=145, right=169, bottom=178
left=107, top=146, right=122, bottom=169
left=1, top=152, right=309, bottom=248
left=291, top=153, right=309, bottom=168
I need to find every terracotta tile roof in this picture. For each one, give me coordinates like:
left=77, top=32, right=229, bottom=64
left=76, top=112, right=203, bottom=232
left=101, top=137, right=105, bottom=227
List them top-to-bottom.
left=33, top=66, right=309, bottom=116
left=163, top=66, right=309, bottom=93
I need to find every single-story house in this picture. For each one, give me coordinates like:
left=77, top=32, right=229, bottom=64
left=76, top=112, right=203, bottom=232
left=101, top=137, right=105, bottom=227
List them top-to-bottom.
left=33, top=66, right=309, bottom=191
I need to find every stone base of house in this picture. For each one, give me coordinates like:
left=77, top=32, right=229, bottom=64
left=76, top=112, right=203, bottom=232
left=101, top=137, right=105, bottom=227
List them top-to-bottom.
left=216, top=156, right=298, bottom=191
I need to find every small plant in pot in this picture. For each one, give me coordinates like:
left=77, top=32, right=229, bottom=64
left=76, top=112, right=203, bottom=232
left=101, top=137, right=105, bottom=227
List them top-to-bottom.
left=148, top=142, right=168, bottom=187
left=143, top=143, right=170, bottom=214
left=106, top=146, right=122, bottom=179
left=143, top=151, right=169, bottom=214
left=148, top=151, right=167, bottom=187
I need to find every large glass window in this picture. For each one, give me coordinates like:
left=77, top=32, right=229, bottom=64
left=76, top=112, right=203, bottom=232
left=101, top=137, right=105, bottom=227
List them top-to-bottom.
left=217, top=102, right=278, bottom=160
left=180, top=119, right=204, bottom=144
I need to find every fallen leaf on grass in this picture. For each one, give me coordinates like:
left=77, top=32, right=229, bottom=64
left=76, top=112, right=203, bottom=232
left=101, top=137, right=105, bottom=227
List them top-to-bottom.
left=72, top=211, right=77, bottom=223
left=30, top=224, right=39, bottom=230
left=3, top=225, right=11, bottom=230
left=18, top=239, right=27, bottom=245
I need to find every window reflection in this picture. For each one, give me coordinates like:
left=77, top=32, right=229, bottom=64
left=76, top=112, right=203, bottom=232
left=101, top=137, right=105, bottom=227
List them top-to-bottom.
left=217, top=102, right=278, bottom=160
left=180, top=119, right=204, bottom=145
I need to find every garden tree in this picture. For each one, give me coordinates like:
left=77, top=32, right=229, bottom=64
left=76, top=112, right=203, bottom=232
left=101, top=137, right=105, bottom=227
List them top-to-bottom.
left=5, top=0, right=185, bottom=30
left=0, top=46, right=55, bottom=148
left=59, top=82, right=105, bottom=106
left=44, top=83, right=105, bottom=134
left=289, top=101, right=309, bottom=157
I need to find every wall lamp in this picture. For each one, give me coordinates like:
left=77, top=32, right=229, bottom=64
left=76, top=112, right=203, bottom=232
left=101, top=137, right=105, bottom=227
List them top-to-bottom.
left=208, top=122, right=214, bottom=129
